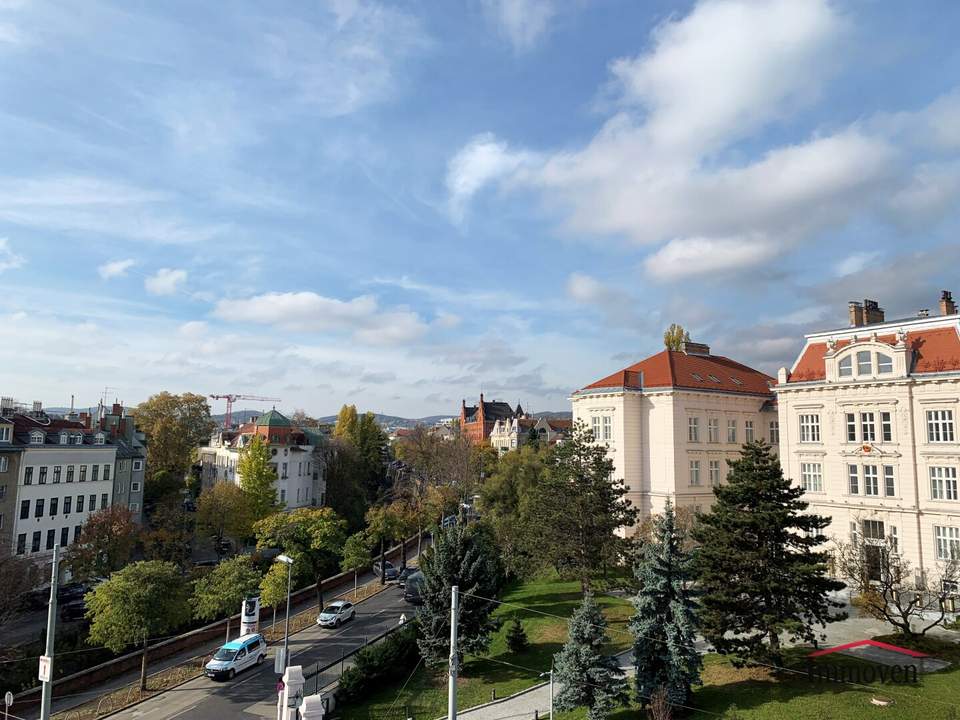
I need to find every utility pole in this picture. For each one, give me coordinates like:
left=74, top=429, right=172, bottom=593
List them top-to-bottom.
left=39, top=545, right=60, bottom=720
left=447, top=585, right=459, bottom=720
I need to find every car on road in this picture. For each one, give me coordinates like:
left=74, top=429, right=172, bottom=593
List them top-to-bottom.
left=373, top=560, right=398, bottom=581
left=397, top=566, right=415, bottom=588
left=403, top=571, right=425, bottom=605
left=59, top=599, right=88, bottom=623
left=316, top=600, right=356, bottom=628
left=204, top=634, right=267, bottom=680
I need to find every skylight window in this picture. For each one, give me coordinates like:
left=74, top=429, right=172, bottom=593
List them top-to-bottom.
left=691, top=373, right=704, bottom=381
left=708, top=374, right=721, bottom=383
left=730, top=377, right=743, bottom=386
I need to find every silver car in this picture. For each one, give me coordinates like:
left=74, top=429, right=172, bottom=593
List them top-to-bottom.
left=316, top=600, right=356, bottom=628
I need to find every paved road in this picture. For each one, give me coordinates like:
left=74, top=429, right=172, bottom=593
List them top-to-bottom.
left=109, top=585, right=412, bottom=720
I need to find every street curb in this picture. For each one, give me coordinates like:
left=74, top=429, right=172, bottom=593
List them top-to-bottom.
left=92, top=582, right=398, bottom=720
left=438, top=680, right=549, bottom=720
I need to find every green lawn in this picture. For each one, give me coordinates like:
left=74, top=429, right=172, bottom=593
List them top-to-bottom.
left=339, top=572, right=634, bottom=720
left=338, top=573, right=960, bottom=720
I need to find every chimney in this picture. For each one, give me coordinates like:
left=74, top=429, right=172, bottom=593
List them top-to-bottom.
left=940, top=290, right=957, bottom=316
left=862, top=299, right=884, bottom=325
left=848, top=301, right=864, bottom=327
left=918, top=309, right=930, bottom=319
left=680, top=341, right=711, bottom=356
left=480, top=393, right=484, bottom=404
left=112, top=403, right=122, bottom=416
left=79, top=411, right=90, bottom=428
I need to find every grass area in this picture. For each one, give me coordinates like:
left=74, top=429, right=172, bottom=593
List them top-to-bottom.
left=339, top=572, right=634, bottom=720
left=555, top=634, right=960, bottom=720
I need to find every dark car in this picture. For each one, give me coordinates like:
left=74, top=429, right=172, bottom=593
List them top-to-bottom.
left=373, top=560, right=398, bottom=581
left=397, top=566, right=415, bottom=588
left=403, top=571, right=425, bottom=605
left=60, top=600, right=88, bottom=622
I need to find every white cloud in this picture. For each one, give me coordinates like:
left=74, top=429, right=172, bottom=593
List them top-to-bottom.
left=481, top=0, right=557, bottom=52
left=258, top=1, right=429, bottom=117
left=0, top=21, right=24, bottom=45
left=446, top=133, right=536, bottom=223
left=887, top=161, right=960, bottom=228
left=644, top=236, right=782, bottom=280
left=0, top=237, right=24, bottom=273
left=833, top=251, right=883, bottom=278
left=98, top=258, right=136, bottom=279
left=145, top=268, right=187, bottom=296
left=565, top=272, right=651, bottom=329
left=371, top=276, right=540, bottom=312
left=215, top=291, right=428, bottom=346
left=434, top=311, right=462, bottom=329
left=178, top=320, right=209, bottom=339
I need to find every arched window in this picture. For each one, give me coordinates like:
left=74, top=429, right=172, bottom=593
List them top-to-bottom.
left=856, top=350, right=872, bottom=375
left=877, top=353, right=893, bottom=374
left=838, top=355, right=853, bottom=377
left=30, top=431, right=45, bottom=445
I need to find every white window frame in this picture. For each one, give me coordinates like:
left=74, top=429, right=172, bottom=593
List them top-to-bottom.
left=857, top=350, right=872, bottom=376
left=877, top=353, right=893, bottom=374
left=838, top=355, right=853, bottom=377
left=927, top=410, right=955, bottom=443
left=861, top=412, right=876, bottom=443
left=881, top=412, right=893, bottom=443
left=846, top=413, right=857, bottom=442
left=799, top=414, right=820, bottom=443
left=601, top=415, right=612, bottom=441
left=591, top=416, right=600, bottom=440
left=688, top=417, right=700, bottom=443
left=707, top=418, right=719, bottom=443
left=727, top=419, right=737, bottom=444
left=745, top=420, right=754, bottom=443
left=769, top=421, right=779, bottom=445
left=0, top=426, right=10, bottom=442
left=30, top=431, right=44, bottom=445
left=94, top=433, right=105, bottom=446
left=0, top=457, right=7, bottom=473
left=133, top=459, right=143, bottom=471
left=689, top=460, right=701, bottom=486
left=709, top=460, right=721, bottom=487
left=800, top=462, right=823, bottom=492
left=848, top=464, right=859, bottom=495
left=863, top=465, right=879, bottom=496
left=883, top=465, right=896, bottom=497
left=930, top=466, right=958, bottom=501
left=935, top=526, right=960, bottom=561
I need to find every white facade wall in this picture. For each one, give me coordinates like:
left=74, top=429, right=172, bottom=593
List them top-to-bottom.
left=572, top=388, right=774, bottom=530
left=201, top=443, right=317, bottom=511
left=13, top=446, right=116, bottom=558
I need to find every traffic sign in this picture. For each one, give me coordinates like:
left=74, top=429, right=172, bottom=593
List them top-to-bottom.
left=38, top=655, right=51, bottom=683
left=4, top=691, right=12, bottom=706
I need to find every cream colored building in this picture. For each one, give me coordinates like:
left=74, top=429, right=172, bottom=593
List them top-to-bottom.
left=776, top=292, right=960, bottom=585
left=572, top=342, right=777, bottom=529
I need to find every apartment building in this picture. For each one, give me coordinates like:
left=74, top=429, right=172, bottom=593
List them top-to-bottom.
left=776, top=291, right=960, bottom=583
left=572, top=341, right=777, bottom=529
left=98, top=403, right=146, bottom=523
left=199, top=409, right=327, bottom=510
left=0, top=415, right=21, bottom=552
left=489, top=416, right=572, bottom=455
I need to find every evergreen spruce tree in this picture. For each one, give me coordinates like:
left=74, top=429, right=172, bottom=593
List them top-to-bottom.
left=692, top=441, right=845, bottom=666
left=630, top=499, right=701, bottom=708
left=417, top=523, right=503, bottom=669
left=553, top=593, right=629, bottom=720
left=505, top=615, right=529, bottom=653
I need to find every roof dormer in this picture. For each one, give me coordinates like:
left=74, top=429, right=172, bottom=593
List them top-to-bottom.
left=824, top=334, right=908, bottom=383
left=30, top=430, right=45, bottom=445
left=59, top=431, right=69, bottom=445
left=94, top=432, right=106, bottom=445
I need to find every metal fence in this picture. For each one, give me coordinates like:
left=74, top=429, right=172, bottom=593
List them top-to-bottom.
left=302, top=623, right=406, bottom=697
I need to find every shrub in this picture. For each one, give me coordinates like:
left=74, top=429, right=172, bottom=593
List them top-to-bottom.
left=505, top=616, right=529, bottom=653
left=337, top=623, right=420, bottom=703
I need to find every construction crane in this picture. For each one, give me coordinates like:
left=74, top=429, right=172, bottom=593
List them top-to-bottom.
left=209, top=394, right=281, bottom=429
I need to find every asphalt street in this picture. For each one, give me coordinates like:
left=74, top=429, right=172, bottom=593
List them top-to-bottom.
left=110, top=584, right=412, bottom=720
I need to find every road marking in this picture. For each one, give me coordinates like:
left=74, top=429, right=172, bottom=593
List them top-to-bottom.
left=168, top=705, right=198, bottom=719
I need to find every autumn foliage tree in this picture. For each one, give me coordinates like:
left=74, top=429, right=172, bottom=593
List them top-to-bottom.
left=132, top=392, right=214, bottom=482
left=239, top=436, right=282, bottom=520
left=196, top=482, right=253, bottom=558
left=66, top=506, right=139, bottom=580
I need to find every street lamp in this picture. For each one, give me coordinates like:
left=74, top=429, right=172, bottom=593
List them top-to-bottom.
left=275, top=554, right=295, bottom=675
left=539, top=659, right=554, bottom=720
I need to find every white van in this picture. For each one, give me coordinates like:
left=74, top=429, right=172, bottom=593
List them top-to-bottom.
left=204, top=633, right=267, bottom=680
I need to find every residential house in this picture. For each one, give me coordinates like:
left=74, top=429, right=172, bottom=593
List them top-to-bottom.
left=776, top=291, right=960, bottom=583
left=571, top=341, right=777, bottom=531
left=459, top=394, right=527, bottom=443
left=489, top=416, right=572, bottom=455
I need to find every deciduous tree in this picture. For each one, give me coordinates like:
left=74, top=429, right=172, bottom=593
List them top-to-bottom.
left=662, top=324, right=690, bottom=351
left=132, top=392, right=214, bottom=481
left=333, top=405, right=359, bottom=443
left=239, top=436, right=282, bottom=520
left=692, top=441, right=845, bottom=666
left=196, top=482, right=253, bottom=558
left=141, top=498, right=192, bottom=570
left=630, top=500, right=701, bottom=708
left=365, top=504, right=405, bottom=585
left=65, top=506, right=139, bottom=580
left=254, top=508, right=347, bottom=609
left=417, top=523, right=502, bottom=669
left=341, top=531, right=374, bottom=597
left=0, top=539, right=43, bottom=626
left=192, top=556, right=263, bottom=643
left=86, top=561, right=191, bottom=690
left=554, top=593, right=629, bottom=720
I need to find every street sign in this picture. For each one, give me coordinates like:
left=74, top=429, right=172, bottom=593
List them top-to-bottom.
left=38, top=656, right=51, bottom=683
left=4, top=691, right=12, bottom=706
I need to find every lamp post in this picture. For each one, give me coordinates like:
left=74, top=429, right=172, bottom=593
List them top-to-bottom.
left=275, top=554, right=295, bottom=675
left=539, top=659, right=554, bottom=720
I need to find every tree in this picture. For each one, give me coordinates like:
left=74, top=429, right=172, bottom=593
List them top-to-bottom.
left=662, top=324, right=690, bottom=351
left=132, top=392, right=214, bottom=481
left=333, top=405, right=360, bottom=443
left=291, top=409, right=318, bottom=427
left=144, top=418, right=193, bottom=488
left=533, top=423, right=638, bottom=593
left=525, top=425, right=540, bottom=450
left=239, top=436, right=282, bottom=520
left=324, top=438, right=370, bottom=532
left=692, top=441, right=846, bottom=666
left=143, top=468, right=184, bottom=509
left=196, top=482, right=254, bottom=559
left=141, top=498, right=193, bottom=569
left=630, top=500, right=701, bottom=708
left=365, top=504, right=405, bottom=585
left=65, top=506, right=139, bottom=580
left=254, top=507, right=347, bottom=609
left=418, top=522, right=503, bottom=669
left=835, top=529, right=959, bottom=638
left=341, top=531, right=375, bottom=597
left=0, top=539, right=43, bottom=626
left=192, top=556, right=263, bottom=643
left=259, top=559, right=302, bottom=629
left=85, top=561, right=191, bottom=690
left=553, top=593, right=629, bottom=720
left=505, top=616, right=529, bottom=653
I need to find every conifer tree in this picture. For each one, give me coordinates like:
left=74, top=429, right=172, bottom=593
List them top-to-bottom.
left=692, top=441, right=845, bottom=666
left=630, top=499, right=701, bottom=708
left=417, top=523, right=503, bottom=669
left=553, top=593, right=628, bottom=720
left=505, top=615, right=529, bottom=653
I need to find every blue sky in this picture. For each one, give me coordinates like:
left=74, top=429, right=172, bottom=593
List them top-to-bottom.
left=2, top=0, right=960, bottom=418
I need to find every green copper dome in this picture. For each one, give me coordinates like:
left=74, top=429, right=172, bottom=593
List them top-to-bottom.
left=256, top=409, right=291, bottom=427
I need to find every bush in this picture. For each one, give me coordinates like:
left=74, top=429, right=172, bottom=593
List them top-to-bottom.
left=505, top=616, right=529, bottom=653
left=337, top=623, right=420, bottom=703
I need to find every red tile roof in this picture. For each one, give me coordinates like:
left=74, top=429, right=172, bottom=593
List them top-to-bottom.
left=786, top=326, right=960, bottom=383
left=578, top=350, right=774, bottom=396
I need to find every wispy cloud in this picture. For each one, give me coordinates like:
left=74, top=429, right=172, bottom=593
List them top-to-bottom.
left=481, top=0, right=558, bottom=52
left=0, top=237, right=24, bottom=272
left=98, top=258, right=136, bottom=279
left=145, top=268, right=187, bottom=296
left=371, top=275, right=541, bottom=312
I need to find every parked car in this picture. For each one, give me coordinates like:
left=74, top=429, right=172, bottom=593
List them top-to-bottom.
left=373, top=560, right=398, bottom=581
left=397, top=566, right=415, bottom=588
left=403, top=571, right=425, bottom=605
left=59, top=599, right=88, bottom=622
left=316, top=600, right=356, bottom=628
left=204, top=634, right=267, bottom=680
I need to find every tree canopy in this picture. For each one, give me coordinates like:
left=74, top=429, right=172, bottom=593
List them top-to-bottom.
left=662, top=324, right=690, bottom=351
left=132, top=392, right=214, bottom=481
left=239, top=435, right=282, bottom=520
left=196, top=481, right=254, bottom=557
left=65, top=506, right=139, bottom=580
left=192, top=555, right=263, bottom=622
